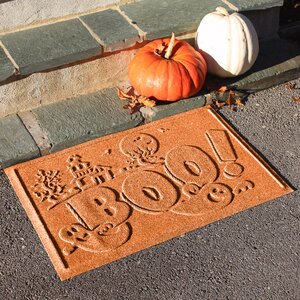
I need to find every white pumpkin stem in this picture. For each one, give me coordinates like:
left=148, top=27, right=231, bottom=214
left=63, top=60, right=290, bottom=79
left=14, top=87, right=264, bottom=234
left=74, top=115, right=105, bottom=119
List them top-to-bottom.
left=216, top=6, right=230, bottom=16
left=164, top=32, right=175, bottom=59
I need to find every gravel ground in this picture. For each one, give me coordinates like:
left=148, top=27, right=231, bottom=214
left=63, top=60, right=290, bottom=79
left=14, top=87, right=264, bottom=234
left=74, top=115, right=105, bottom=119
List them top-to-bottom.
left=0, top=79, right=299, bottom=300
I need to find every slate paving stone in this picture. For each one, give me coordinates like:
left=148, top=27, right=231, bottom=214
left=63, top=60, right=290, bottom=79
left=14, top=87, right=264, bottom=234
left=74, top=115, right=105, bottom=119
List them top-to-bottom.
left=120, top=0, right=221, bottom=40
left=225, top=0, right=283, bottom=11
left=80, top=9, right=140, bottom=52
left=1, top=19, right=101, bottom=75
left=0, top=46, right=15, bottom=81
left=31, top=88, right=143, bottom=153
left=141, top=95, right=206, bottom=122
left=5, top=106, right=292, bottom=280
left=0, top=115, right=39, bottom=168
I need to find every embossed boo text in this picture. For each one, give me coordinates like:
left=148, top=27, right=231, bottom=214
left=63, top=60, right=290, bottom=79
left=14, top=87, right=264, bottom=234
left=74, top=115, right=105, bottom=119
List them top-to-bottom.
left=32, top=130, right=255, bottom=255
left=121, top=131, right=254, bottom=216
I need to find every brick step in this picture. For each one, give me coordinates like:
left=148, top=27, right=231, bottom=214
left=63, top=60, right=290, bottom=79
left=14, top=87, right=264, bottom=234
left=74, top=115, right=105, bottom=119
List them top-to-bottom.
left=0, top=0, right=284, bottom=118
left=0, top=37, right=299, bottom=169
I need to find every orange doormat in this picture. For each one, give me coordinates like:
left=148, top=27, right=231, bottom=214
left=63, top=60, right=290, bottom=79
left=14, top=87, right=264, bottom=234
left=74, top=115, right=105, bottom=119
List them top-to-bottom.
left=5, top=106, right=293, bottom=280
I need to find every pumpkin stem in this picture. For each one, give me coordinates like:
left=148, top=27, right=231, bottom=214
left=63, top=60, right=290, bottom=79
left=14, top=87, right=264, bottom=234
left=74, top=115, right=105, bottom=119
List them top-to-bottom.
left=216, top=6, right=230, bottom=16
left=164, top=32, right=175, bottom=60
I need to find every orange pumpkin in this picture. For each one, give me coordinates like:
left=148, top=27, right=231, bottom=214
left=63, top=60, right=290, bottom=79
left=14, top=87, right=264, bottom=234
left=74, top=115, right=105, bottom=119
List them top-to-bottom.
left=128, top=33, right=207, bottom=101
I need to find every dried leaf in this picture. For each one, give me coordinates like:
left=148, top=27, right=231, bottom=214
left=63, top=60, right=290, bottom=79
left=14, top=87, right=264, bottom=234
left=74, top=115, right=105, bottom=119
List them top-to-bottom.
left=285, top=83, right=296, bottom=91
left=117, top=86, right=156, bottom=113
left=217, top=86, right=228, bottom=93
left=117, top=87, right=135, bottom=101
left=117, top=87, right=130, bottom=100
left=212, top=90, right=244, bottom=111
left=225, top=90, right=241, bottom=106
left=225, top=94, right=233, bottom=106
left=136, top=96, right=155, bottom=107
left=137, top=96, right=148, bottom=104
left=293, top=97, right=300, bottom=102
left=142, top=98, right=156, bottom=108
left=212, top=98, right=226, bottom=108
left=234, top=99, right=244, bottom=106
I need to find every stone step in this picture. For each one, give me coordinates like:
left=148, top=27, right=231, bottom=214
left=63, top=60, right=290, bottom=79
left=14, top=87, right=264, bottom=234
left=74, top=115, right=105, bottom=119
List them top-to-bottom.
left=0, top=0, right=283, bottom=117
left=0, top=0, right=122, bottom=33
left=1, top=37, right=299, bottom=169
left=209, top=38, right=300, bottom=93
left=0, top=87, right=143, bottom=168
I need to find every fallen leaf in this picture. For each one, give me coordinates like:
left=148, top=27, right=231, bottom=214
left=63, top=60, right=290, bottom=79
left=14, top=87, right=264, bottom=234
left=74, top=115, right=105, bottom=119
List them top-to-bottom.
left=285, top=82, right=296, bottom=91
left=217, top=86, right=228, bottom=93
left=117, top=87, right=156, bottom=113
left=117, top=87, right=135, bottom=100
left=117, top=87, right=129, bottom=100
left=212, top=90, right=244, bottom=111
left=226, top=90, right=243, bottom=105
left=225, top=91, right=235, bottom=105
left=138, top=96, right=156, bottom=107
left=293, top=97, right=300, bottom=102
left=212, top=98, right=226, bottom=108
left=234, top=99, right=244, bottom=106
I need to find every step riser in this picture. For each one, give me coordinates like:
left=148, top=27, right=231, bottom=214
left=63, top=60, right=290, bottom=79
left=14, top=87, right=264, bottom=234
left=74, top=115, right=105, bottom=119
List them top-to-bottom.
left=243, top=7, right=280, bottom=40
left=0, top=49, right=136, bottom=118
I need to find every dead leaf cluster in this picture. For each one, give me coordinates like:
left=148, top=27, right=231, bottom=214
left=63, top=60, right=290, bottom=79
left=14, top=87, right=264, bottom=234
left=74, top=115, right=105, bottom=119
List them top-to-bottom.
left=284, top=82, right=300, bottom=103
left=285, top=82, right=296, bottom=91
left=211, top=86, right=244, bottom=111
left=117, top=87, right=156, bottom=113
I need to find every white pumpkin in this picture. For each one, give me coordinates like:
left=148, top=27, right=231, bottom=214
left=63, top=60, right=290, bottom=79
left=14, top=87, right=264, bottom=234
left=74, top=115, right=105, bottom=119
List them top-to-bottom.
left=195, top=7, right=259, bottom=78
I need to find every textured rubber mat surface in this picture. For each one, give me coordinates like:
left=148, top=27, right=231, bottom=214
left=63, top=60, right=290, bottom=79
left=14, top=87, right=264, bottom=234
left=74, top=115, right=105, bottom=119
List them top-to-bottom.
left=5, top=106, right=293, bottom=280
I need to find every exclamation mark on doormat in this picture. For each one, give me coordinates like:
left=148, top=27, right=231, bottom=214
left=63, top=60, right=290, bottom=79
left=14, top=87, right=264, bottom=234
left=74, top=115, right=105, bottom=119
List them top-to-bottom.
left=205, top=129, right=244, bottom=179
